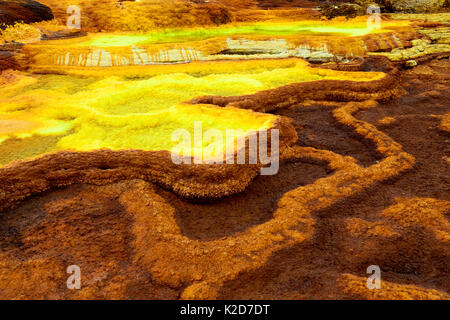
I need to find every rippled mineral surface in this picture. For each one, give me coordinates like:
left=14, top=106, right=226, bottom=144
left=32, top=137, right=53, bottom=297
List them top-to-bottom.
left=0, top=0, right=449, bottom=300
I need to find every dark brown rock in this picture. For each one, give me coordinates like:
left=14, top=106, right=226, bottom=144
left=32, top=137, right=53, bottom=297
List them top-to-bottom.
left=0, top=0, right=53, bottom=27
left=319, top=2, right=365, bottom=19
left=41, top=29, right=88, bottom=41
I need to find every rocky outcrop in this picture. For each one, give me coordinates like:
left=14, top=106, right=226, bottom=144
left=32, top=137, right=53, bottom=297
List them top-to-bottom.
left=0, top=0, right=53, bottom=27
left=256, top=0, right=318, bottom=8
left=331, top=0, right=447, bottom=13
left=388, top=0, right=447, bottom=13
left=320, top=2, right=365, bottom=19
left=369, top=25, right=450, bottom=61
left=40, top=29, right=88, bottom=41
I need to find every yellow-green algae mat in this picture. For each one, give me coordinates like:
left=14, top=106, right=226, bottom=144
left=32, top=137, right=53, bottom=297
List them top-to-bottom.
left=0, top=58, right=384, bottom=166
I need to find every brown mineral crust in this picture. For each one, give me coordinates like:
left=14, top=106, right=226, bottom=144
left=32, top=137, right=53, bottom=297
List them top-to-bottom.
left=361, top=31, right=416, bottom=53
left=0, top=51, right=17, bottom=71
left=408, top=52, right=450, bottom=66
left=310, top=55, right=395, bottom=72
left=313, top=57, right=367, bottom=72
left=215, top=59, right=449, bottom=299
left=108, top=66, right=449, bottom=298
left=0, top=96, right=418, bottom=299
left=440, top=113, right=450, bottom=133
left=334, top=198, right=450, bottom=300
left=341, top=198, right=450, bottom=274
left=337, top=274, right=450, bottom=300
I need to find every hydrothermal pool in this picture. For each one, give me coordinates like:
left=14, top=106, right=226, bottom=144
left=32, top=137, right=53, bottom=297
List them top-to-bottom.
left=77, top=23, right=377, bottom=47
left=0, top=58, right=384, bottom=166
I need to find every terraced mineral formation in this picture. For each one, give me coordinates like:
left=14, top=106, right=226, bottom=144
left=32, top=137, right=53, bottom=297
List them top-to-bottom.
left=0, top=1, right=449, bottom=301
left=370, top=14, right=450, bottom=62
left=24, top=17, right=420, bottom=69
left=0, top=57, right=390, bottom=209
